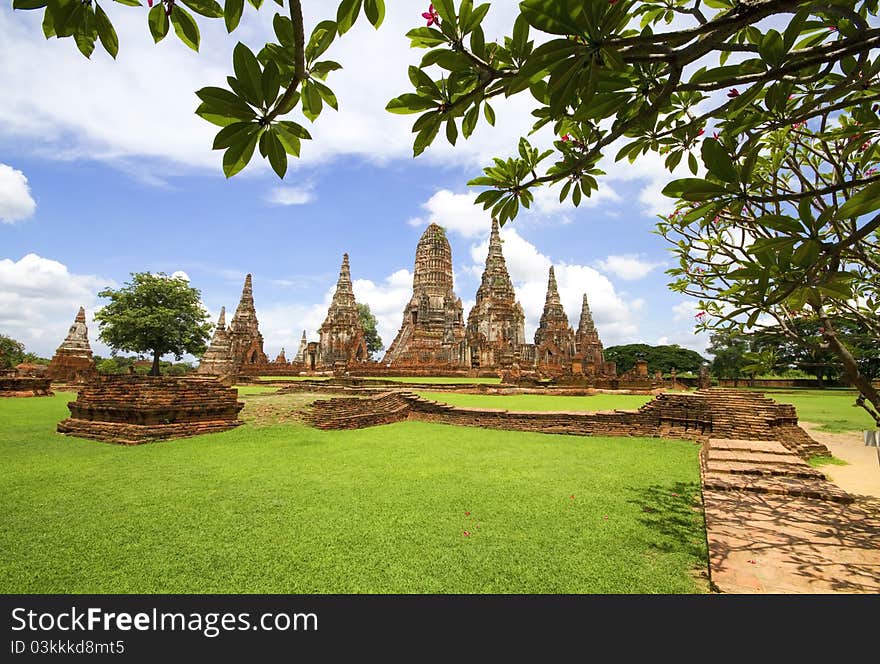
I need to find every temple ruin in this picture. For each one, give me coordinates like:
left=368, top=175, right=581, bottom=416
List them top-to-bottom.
left=465, top=218, right=528, bottom=369
left=195, top=219, right=658, bottom=386
left=382, top=224, right=467, bottom=367
left=316, top=254, right=369, bottom=370
left=533, top=267, right=577, bottom=373
left=197, top=275, right=268, bottom=376
left=573, top=294, right=608, bottom=376
left=46, top=306, right=97, bottom=383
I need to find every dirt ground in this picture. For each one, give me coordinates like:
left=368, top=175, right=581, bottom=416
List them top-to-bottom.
left=801, top=422, right=880, bottom=499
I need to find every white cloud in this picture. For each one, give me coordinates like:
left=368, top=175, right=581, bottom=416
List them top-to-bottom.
left=0, top=3, right=532, bottom=178
left=0, top=163, right=36, bottom=223
left=266, top=185, right=315, bottom=206
left=407, top=189, right=491, bottom=238
left=0, top=254, right=114, bottom=357
left=595, top=254, right=664, bottom=281
left=672, top=300, right=700, bottom=322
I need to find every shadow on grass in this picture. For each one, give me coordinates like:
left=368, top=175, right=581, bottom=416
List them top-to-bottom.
left=627, top=481, right=707, bottom=562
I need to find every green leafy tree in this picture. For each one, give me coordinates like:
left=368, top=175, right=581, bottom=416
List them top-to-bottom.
left=659, top=106, right=880, bottom=425
left=94, top=273, right=213, bottom=376
left=357, top=302, right=383, bottom=358
left=707, top=331, right=749, bottom=384
left=0, top=334, right=26, bottom=369
left=604, top=343, right=706, bottom=374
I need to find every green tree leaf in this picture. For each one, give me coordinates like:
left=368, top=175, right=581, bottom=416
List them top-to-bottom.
left=181, top=0, right=223, bottom=18
left=224, top=0, right=243, bottom=33
left=336, top=0, right=362, bottom=35
left=363, top=0, right=384, bottom=29
left=519, top=0, right=584, bottom=36
left=94, top=3, right=118, bottom=58
left=148, top=3, right=169, bottom=43
left=171, top=5, right=200, bottom=51
left=232, top=42, right=264, bottom=108
left=386, top=93, right=436, bottom=114
left=222, top=127, right=261, bottom=177
left=701, top=138, right=738, bottom=184
left=837, top=181, right=880, bottom=220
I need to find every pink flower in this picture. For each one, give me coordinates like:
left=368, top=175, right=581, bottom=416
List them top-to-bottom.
left=148, top=0, right=153, bottom=5
left=422, top=4, right=439, bottom=26
left=829, top=26, right=838, bottom=32
left=727, top=88, right=740, bottom=98
left=697, top=128, right=705, bottom=136
left=713, top=132, right=720, bottom=140
left=561, top=134, right=571, bottom=142
left=866, top=167, right=878, bottom=176
left=695, top=311, right=706, bottom=320
left=818, top=327, right=825, bottom=334
left=671, top=492, right=679, bottom=496
left=463, top=530, right=471, bottom=536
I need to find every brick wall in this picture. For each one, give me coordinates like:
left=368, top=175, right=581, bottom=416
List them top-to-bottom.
left=0, top=377, right=53, bottom=397
left=301, top=388, right=830, bottom=458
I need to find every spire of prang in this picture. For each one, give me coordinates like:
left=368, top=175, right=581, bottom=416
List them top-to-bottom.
left=231, top=273, right=260, bottom=335
left=577, top=293, right=596, bottom=335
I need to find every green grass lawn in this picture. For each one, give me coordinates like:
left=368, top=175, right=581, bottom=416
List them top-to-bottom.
left=258, top=376, right=331, bottom=381
left=360, top=376, right=503, bottom=384
left=235, top=385, right=283, bottom=396
left=759, top=389, right=876, bottom=433
left=0, top=392, right=705, bottom=594
left=415, top=392, right=654, bottom=412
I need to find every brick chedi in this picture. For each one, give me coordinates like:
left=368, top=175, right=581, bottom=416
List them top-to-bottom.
left=465, top=218, right=527, bottom=369
left=383, top=224, right=466, bottom=367
left=317, top=254, right=369, bottom=368
left=533, top=267, right=576, bottom=371
left=228, top=273, right=269, bottom=369
left=573, top=293, right=607, bottom=375
left=46, top=306, right=97, bottom=383
left=198, top=306, right=233, bottom=375
left=293, top=330, right=308, bottom=363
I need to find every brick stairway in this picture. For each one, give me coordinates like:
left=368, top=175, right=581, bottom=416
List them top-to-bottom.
left=699, top=438, right=880, bottom=593
left=701, top=438, right=852, bottom=503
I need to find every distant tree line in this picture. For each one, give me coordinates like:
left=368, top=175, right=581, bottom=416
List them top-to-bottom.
left=708, top=318, right=879, bottom=386
left=604, top=344, right=707, bottom=375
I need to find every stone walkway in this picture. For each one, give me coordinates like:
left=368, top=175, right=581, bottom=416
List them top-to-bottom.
left=701, top=438, right=880, bottom=593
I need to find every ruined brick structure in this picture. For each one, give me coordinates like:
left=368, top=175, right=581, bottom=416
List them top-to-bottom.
left=465, top=218, right=528, bottom=369
left=383, top=224, right=467, bottom=367
left=317, top=254, right=369, bottom=369
left=533, top=267, right=576, bottom=372
left=229, top=274, right=269, bottom=368
left=198, top=275, right=268, bottom=376
left=572, top=294, right=607, bottom=376
left=46, top=306, right=97, bottom=383
left=198, top=306, right=232, bottom=375
left=294, top=331, right=308, bottom=363
left=0, top=375, right=53, bottom=397
left=57, top=376, right=244, bottom=444
left=303, top=388, right=831, bottom=460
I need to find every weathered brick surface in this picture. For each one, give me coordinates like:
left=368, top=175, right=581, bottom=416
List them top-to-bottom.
left=57, top=376, right=243, bottom=445
left=0, top=377, right=53, bottom=397
left=301, top=387, right=829, bottom=459
left=303, top=392, right=411, bottom=430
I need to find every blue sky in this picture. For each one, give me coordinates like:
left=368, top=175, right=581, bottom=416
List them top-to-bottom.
left=0, top=2, right=709, bottom=360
